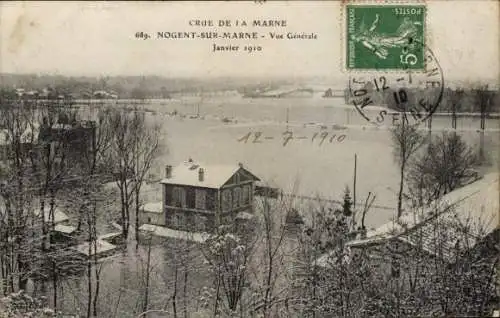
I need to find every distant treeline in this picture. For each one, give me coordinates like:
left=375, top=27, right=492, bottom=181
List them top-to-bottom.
left=0, top=73, right=298, bottom=100
left=345, top=83, right=500, bottom=114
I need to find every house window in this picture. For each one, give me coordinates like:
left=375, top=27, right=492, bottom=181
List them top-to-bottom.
left=242, top=185, right=251, bottom=205
left=172, top=187, right=186, bottom=207
left=233, top=187, right=241, bottom=208
left=195, top=189, right=206, bottom=210
left=222, top=189, right=232, bottom=212
left=172, top=213, right=185, bottom=228
left=195, top=214, right=207, bottom=232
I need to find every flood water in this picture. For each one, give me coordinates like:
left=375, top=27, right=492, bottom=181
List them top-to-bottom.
left=75, top=96, right=500, bottom=226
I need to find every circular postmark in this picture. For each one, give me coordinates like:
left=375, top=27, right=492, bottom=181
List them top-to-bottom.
left=348, top=45, right=444, bottom=126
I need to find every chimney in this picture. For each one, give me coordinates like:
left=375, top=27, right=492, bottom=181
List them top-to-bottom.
left=238, top=162, right=243, bottom=168
left=165, top=165, right=172, bottom=178
left=198, top=168, right=204, bottom=182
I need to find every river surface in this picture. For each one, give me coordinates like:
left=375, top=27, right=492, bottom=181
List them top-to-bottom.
left=76, top=96, right=500, bottom=226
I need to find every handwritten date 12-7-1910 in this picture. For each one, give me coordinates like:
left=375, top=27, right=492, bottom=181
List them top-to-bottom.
left=237, top=130, right=347, bottom=147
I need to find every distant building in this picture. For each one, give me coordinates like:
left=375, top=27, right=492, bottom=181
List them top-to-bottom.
left=92, top=90, right=108, bottom=99
left=38, top=118, right=96, bottom=164
left=0, top=125, right=38, bottom=160
left=142, top=159, right=260, bottom=233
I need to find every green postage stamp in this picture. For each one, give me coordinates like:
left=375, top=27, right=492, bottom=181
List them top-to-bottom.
left=346, top=4, right=426, bottom=70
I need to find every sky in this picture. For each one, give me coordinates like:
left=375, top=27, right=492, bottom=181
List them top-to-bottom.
left=0, top=1, right=498, bottom=83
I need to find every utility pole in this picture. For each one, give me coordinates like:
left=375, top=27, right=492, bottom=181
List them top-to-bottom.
left=286, top=107, right=289, bottom=132
left=353, top=153, right=357, bottom=210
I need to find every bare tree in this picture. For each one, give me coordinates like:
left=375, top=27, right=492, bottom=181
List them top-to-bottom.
left=473, top=85, right=495, bottom=162
left=474, top=85, right=494, bottom=130
left=448, top=89, right=464, bottom=130
left=0, top=91, right=77, bottom=298
left=0, top=93, right=38, bottom=294
left=29, top=96, right=81, bottom=306
left=55, top=107, right=114, bottom=317
left=109, top=108, right=161, bottom=241
left=109, top=109, right=137, bottom=239
left=131, top=110, right=161, bottom=246
left=391, top=119, right=426, bottom=218
left=407, top=132, right=479, bottom=206
left=290, top=190, right=498, bottom=317
left=251, top=195, right=290, bottom=317
left=291, top=199, right=363, bottom=317
left=360, top=200, right=499, bottom=317
left=201, top=225, right=256, bottom=315
left=140, top=233, right=153, bottom=315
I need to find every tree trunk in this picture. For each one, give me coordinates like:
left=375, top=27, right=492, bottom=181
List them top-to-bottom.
left=397, top=161, right=405, bottom=218
left=124, top=183, right=130, bottom=239
left=119, top=185, right=127, bottom=239
left=135, top=185, right=140, bottom=248
left=87, top=209, right=93, bottom=318
left=93, top=225, right=100, bottom=317
left=143, top=237, right=152, bottom=314
left=263, top=243, right=273, bottom=317
left=87, top=257, right=92, bottom=318
left=18, top=259, right=28, bottom=291
left=53, top=261, right=57, bottom=310
left=173, top=262, right=178, bottom=318
left=93, top=265, right=100, bottom=317
left=183, top=265, right=188, bottom=318
left=214, top=270, right=220, bottom=318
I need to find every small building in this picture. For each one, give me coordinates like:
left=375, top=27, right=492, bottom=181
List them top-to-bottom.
left=154, top=159, right=260, bottom=233
left=139, top=201, right=164, bottom=226
left=31, top=205, right=78, bottom=246
left=52, top=224, right=78, bottom=246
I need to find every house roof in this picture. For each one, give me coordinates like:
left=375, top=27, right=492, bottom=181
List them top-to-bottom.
left=160, top=160, right=260, bottom=189
left=346, top=173, right=499, bottom=260
left=141, top=201, right=163, bottom=214
left=33, top=206, right=70, bottom=224
left=236, top=211, right=255, bottom=220
left=54, top=224, right=77, bottom=234
left=139, top=224, right=209, bottom=243
left=98, top=232, right=122, bottom=241
left=72, top=239, right=118, bottom=256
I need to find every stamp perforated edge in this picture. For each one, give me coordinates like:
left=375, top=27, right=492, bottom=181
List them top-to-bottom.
left=340, top=0, right=428, bottom=74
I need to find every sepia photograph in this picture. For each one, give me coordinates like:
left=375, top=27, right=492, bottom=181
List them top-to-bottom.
left=0, top=1, right=498, bottom=317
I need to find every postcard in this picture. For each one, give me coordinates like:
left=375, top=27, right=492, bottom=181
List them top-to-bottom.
left=0, top=1, right=498, bottom=317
